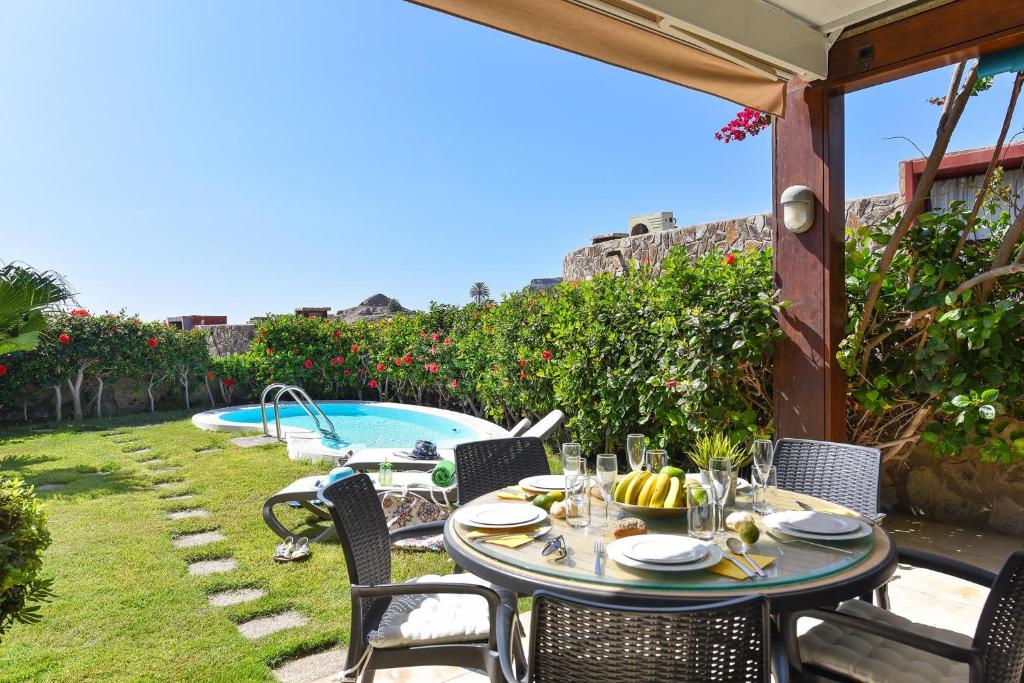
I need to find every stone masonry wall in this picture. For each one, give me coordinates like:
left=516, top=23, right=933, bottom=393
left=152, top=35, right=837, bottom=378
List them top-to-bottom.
left=563, top=193, right=901, bottom=280
left=201, top=324, right=256, bottom=357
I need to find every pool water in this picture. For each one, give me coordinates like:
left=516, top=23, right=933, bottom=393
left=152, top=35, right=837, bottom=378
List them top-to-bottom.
left=219, top=402, right=486, bottom=449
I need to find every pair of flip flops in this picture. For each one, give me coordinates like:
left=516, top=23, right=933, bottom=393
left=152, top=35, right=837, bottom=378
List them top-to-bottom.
left=274, top=536, right=310, bottom=563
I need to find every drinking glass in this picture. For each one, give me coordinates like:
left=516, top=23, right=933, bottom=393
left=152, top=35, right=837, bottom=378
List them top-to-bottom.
left=626, top=434, right=646, bottom=472
left=751, top=439, right=773, bottom=512
left=561, top=443, right=582, bottom=473
left=645, top=448, right=667, bottom=473
left=595, top=453, right=618, bottom=526
left=706, top=456, right=733, bottom=536
left=565, top=463, right=591, bottom=530
left=752, top=465, right=777, bottom=514
left=687, top=483, right=715, bottom=541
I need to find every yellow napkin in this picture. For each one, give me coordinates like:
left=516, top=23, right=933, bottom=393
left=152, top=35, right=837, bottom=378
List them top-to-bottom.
left=497, top=486, right=534, bottom=501
left=466, top=525, right=540, bottom=548
left=708, top=552, right=776, bottom=580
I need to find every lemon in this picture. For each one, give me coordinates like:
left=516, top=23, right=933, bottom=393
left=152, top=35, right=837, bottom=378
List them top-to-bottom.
left=547, top=490, right=565, bottom=502
left=532, top=494, right=554, bottom=511
left=737, top=521, right=760, bottom=544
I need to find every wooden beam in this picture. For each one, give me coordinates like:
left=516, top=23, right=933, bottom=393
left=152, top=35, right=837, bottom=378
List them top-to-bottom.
left=829, top=0, right=1024, bottom=93
left=772, top=79, right=846, bottom=441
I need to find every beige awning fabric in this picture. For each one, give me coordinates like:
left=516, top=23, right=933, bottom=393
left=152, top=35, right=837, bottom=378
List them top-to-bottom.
left=406, top=0, right=787, bottom=116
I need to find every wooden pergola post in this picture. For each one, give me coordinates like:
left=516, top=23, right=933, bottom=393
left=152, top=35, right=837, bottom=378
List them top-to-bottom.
left=772, top=80, right=846, bottom=441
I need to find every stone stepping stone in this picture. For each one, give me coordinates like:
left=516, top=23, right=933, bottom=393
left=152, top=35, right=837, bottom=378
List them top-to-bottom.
left=231, top=435, right=280, bottom=448
left=113, top=439, right=139, bottom=444
left=127, top=447, right=152, bottom=455
left=196, top=448, right=221, bottom=454
left=139, top=458, right=163, bottom=465
left=150, top=467, right=180, bottom=475
left=155, top=481, right=183, bottom=489
left=36, top=483, right=66, bottom=492
left=162, top=494, right=195, bottom=502
left=168, top=508, right=209, bottom=521
left=173, top=531, right=226, bottom=549
left=187, top=558, right=236, bottom=576
left=208, top=587, right=267, bottom=607
left=236, top=610, right=308, bottom=640
left=272, top=648, right=347, bottom=683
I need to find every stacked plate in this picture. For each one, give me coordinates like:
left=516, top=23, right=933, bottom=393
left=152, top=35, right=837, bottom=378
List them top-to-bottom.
left=519, top=474, right=567, bottom=493
left=454, top=502, right=549, bottom=529
left=763, top=511, right=871, bottom=541
left=607, top=534, right=723, bottom=572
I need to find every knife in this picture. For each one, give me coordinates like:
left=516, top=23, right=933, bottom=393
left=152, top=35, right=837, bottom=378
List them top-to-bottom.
left=797, top=500, right=877, bottom=527
left=722, top=551, right=756, bottom=579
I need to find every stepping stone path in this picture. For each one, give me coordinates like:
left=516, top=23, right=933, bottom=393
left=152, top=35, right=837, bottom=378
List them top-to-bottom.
left=231, top=435, right=280, bottom=448
left=127, top=447, right=152, bottom=455
left=196, top=448, right=221, bottom=454
left=139, top=458, right=163, bottom=465
left=150, top=467, right=180, bottom=475
left=155, top=481, right=182, bottom=489
left=36, top=483, right=66, bottom=492
left=162, top=494, right=195, bottom=502
left=168, top=508, right=209, bottom=521
left=173, top=531, right=226, bottom=549
left=187, top=558, right=237, bottom=576
left=208, top=588, right=267, bottom=607
left=236, top=610, right=308, bottom=639
left=272, top=648, right=347, bottom=683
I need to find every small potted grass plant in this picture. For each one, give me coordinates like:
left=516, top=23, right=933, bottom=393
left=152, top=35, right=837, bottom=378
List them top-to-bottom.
left=688, top=433, right=751, bottom=506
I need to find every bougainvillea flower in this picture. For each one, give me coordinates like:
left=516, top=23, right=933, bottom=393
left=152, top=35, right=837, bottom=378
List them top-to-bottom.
left=714, top=107, right=771, bottom=143
left=724, top=252, right=735, bottom=266
left=70, top=309, right=90, bottom=317
left=58, top=333, right=71, bottom=345
left=351, top=344, right=360, bottom=353
left=542, top=350, right=552, bottom=361
left=518, top=358, right=527, bottom=368
left=303, top=359, right=314, bottom=369
left=0, top=363, right=7, bottom=376
left=376, top=363, right=386, bottom=372
left=223, top=378, right=236, bottom=388
left=368, top=379, right=378, bottom=389
left=450, top=379, right=458, bottom=389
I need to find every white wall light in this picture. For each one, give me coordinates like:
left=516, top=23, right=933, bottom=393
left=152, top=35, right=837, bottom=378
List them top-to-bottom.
left=780, top=185, right=815, bottom=233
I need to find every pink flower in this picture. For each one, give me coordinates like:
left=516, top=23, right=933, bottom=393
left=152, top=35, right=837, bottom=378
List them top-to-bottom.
left=421, top=330, right=427, bottom=338
left=430, top=332, right=440, bottom=342
left=303, top=359, right=314, bottom=369
left=428, top=363, right=439, bottom=374
left=368, top=379, right=378, bottom=389
left=450, top=379, right=458, bottom=389
left=665, top=380, right=678, bottom=388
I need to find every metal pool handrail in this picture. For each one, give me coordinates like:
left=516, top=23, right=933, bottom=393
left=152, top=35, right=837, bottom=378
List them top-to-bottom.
left=259, top=383, right=288, bottom=437
left=271, top=385, right=340, bottom=443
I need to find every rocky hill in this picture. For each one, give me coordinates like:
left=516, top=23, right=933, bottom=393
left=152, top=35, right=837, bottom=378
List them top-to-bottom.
left=335, top=294, right=411, bottom=322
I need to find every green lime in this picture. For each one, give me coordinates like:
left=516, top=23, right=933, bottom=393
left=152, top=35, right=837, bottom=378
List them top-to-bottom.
left=690, top=487, right=708, bottom=506
left=547, top=490, right=565, bottom=502
left=532, top=494, right=554, bottom=511
left=737, top=521, right=760, bottom=544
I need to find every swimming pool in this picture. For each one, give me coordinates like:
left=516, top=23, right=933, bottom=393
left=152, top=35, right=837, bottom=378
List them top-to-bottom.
left=191, top=400, right=506, bottom=450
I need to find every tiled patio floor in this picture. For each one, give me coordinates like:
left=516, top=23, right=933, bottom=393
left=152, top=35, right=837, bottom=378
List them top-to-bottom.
left=283, top=514, right=1019, bottom=682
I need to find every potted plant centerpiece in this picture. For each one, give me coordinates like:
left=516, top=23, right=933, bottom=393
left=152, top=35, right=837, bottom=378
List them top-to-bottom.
left=688, top=433, right=751, bottom=507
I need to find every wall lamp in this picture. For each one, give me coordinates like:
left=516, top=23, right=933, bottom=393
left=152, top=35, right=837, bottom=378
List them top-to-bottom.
left=781, top=185, right=815, bottom=233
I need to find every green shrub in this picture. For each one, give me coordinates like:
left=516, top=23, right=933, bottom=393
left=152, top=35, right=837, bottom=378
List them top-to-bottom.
left=0, top=477, right=53, bottom=640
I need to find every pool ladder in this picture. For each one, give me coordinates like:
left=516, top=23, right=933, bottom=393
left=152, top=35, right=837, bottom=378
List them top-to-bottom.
left=259, top=383, right=340, bottom=443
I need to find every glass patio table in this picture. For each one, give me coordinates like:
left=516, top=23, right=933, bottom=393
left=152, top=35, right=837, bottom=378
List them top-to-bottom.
left=443, top=487, right=896, bottom=611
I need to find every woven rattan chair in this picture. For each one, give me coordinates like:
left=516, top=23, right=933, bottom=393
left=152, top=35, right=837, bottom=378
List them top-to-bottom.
left=455, top=437, right=551, bottom=505
left=772, top=438, right=882, bottom=520
left=319, top=473, right=522, bottom=683
left=783, top=548, right=1024, bottom=683
left=495, top=590, right=783, bottom=683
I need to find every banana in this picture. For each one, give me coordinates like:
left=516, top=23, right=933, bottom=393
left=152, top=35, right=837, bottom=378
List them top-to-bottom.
left=613, top=471, right=640, bottom=503
left=625, top=471, right=651, bottom=505
left=637, top=473, right=660, bottom=506
left=649, top=473, right=671, bottom=507
left=662, top=477, right=683, bottom=508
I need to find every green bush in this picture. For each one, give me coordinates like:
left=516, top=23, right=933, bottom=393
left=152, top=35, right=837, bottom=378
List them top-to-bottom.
left=0, top=477, right=53, bottom=640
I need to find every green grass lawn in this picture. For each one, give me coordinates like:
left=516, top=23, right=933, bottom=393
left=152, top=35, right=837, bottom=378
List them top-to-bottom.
left=0, top=412, right=459, bottom=682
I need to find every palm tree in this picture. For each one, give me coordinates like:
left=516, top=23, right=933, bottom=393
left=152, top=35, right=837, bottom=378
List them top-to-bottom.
left=0, top=262, right=73, bottom=354
left=469, top=282, right=490, bottom=304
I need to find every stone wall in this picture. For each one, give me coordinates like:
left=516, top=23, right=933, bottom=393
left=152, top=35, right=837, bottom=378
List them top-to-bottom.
left=562, top=193, right=901, bottom=280
left=201, top=324, right=256, bottom=357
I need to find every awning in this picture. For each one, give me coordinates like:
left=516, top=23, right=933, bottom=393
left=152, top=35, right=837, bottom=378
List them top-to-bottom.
left=406, top=0, right=792, bottom=116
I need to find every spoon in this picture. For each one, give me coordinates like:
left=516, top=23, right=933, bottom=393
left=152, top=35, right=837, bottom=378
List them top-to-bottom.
left=727, top=537, right=766, bottom=577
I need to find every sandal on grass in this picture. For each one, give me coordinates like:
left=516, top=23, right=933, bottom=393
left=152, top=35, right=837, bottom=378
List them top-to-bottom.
left=274, top=536, right=295, bottom=562
left=288, top=537, right=311, bottom=562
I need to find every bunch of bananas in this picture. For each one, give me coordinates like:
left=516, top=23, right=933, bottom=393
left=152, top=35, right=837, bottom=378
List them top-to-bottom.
left=612, top=467, right=687, bottom=509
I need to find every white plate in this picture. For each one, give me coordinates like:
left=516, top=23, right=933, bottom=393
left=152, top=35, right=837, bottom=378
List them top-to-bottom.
left=519, top=475, right=566, bottom=492
left=459, top=503, right=547, bottom=529
left=777, top=511, right=860, bottom=535
left=763, top=512, right=871, bottom=541
left=621, top=535, right=709, bottom=565
left=609, top=537, right=722, bottom=573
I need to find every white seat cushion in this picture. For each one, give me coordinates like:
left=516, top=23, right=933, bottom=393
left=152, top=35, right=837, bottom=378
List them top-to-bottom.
left=368, top=573, right=493, bottom=649
left=799, top=599, right=972, bottom=683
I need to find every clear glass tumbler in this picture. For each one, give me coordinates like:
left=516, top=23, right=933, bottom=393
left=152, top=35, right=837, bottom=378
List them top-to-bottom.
left=561, top=443, right=582, bottom=473
left=565, top=465, right=591, bottom=530
left=752, top=465, right=777, bottom=514
left=687, top=483, right=715, bottom=541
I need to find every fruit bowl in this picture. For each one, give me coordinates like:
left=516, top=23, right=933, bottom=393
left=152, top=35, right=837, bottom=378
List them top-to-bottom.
left=610, top=470, right=689, bottom=518
left=610, top=500, right=687, bottom=518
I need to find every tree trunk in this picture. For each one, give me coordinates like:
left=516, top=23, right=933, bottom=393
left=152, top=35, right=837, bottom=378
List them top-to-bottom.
left=67, top=366, right=85, bottom=421
left=180, top=372, right=191, bottom=410
left=96, top=375, right=104, bottom=418
left=147, top=376, right=156, bottom=413
left=205, top=377, right=216, bottom=407
left=53, top=384, right=62, bottom=422
left=23, top=400, right=28, bottom=422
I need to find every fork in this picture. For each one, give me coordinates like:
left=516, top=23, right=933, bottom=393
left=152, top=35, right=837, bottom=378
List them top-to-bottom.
left=766, top=529, right=854, bottom=555
left=593, top=538, right=606, bottom=575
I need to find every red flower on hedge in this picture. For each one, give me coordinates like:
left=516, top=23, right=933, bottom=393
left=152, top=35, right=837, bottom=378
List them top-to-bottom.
left=724, top=252, right=735, bottom=266
left=486, top=302, right=494, bottom=309
left=70, top=309, right=90, bottom=318
left=334, top=330, right=342, bottom=338
left=421, top=330, right=427, bottom=338
left=430, top=332, right=440, bottom=342
left=58, top=333, right=71, bottom=345
left=147, top=337, right=159, bottom=348
left=442, top=337, right=452, bottom=346
left=351, top=344, right=360, bottom=353
left=266, top=348, right=274, bottom=355
left=541, top=350, right=552, bottom=361
left=403, top=355, right=413, bottom=365
left=394, top=358, right=402, bottom=366
left=518, top=358, right=527, bottom=368
left=303, top=359, right=314, bottom=369
left=376, top=362, right=386, bottom=372
left=0, top=363, right=7, bottom=376
left=428, top=363, right=439, bottom=374
left=343, top=369, right=351, bottom=376
left=519, top=370, right=526, bottom=380
left=207, top=371, right=216, bottom=380
left=223, top=378, right=236, bottom=388
left=368, top=379, right=378, bottom=389
left=450, top=379, right=458, bottom=389
left=665, top=380, right=678, bottom=388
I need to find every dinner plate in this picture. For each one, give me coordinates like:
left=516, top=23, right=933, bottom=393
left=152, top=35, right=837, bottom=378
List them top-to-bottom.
left=519, top=475, right=567, bottom=492
left=458, top=503, right=547, bottom=528
left=777, top=511, right=860, bottom=535
left=763, top=512, right=871, bottom=541
left=621, top=535, right=709, bottom=565
left=608, top=537, right=722, bottom=573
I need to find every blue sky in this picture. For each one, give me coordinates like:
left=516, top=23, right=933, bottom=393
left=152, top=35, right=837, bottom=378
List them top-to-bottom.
left=2, top=2, right=1022, bottom=322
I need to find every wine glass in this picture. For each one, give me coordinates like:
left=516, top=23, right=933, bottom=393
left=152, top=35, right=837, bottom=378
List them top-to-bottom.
left=626, top=434, right=646, bottom=472
left=751, top=439, right=773, bottom=511
left=561, top=443, right=582, bottom=474
left=596, top=453, right=618, bottom=526
left=707, top=456, right=733, bottom=537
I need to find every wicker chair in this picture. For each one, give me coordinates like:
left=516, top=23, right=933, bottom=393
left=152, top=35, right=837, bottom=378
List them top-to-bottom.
left=455, top=437, right=551, bottom=505
left=772, top=438, right=882, bottom=519
left=319, top=473, right=522, bottom=683
left=783, top=548, right=1024, bottom=683
left=496, top=590, right=783, bottom=683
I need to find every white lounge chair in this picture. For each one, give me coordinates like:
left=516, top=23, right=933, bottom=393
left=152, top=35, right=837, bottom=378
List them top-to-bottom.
left=521, top=410, right=564, bottom=441
left=507, top=417, right=532, bottom=436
